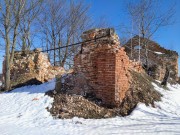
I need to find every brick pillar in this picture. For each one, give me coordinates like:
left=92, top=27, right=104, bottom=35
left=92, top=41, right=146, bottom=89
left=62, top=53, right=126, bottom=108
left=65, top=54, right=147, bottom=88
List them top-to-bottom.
left=74, top=28, right=143, bottom=107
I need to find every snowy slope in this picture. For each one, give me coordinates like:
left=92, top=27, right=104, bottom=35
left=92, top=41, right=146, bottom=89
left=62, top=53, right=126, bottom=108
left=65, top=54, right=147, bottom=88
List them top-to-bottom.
left=0, top=80, right=180, bottom=135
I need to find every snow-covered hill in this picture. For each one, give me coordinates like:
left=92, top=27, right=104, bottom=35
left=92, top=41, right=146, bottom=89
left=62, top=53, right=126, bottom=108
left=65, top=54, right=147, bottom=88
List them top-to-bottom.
left=0, top=80, right=180, bottom=135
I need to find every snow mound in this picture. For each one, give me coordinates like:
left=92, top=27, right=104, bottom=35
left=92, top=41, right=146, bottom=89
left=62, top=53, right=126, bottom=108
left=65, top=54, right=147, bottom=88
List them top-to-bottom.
left=0, top=80, right=180, bottom=135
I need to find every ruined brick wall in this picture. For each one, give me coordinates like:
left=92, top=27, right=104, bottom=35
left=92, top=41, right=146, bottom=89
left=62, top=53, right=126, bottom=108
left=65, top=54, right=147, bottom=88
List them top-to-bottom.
left=74, top=28, right=143, bottom=107
left=124, top=36, right=179, bottom=83
left=115, top=48, right=132, bottom=103
left=3, top=49, right=65, bottom=88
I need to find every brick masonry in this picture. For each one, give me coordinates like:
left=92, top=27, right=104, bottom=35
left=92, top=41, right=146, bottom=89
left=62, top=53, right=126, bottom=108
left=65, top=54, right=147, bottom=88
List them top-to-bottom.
left=74, top=28, right=143, bottom=107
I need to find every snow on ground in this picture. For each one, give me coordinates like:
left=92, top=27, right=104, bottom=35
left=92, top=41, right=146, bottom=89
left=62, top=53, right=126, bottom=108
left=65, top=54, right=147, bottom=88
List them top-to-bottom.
left=154, top=51, right=164, bottom=55
left=0, top=80, right=180, bottom=135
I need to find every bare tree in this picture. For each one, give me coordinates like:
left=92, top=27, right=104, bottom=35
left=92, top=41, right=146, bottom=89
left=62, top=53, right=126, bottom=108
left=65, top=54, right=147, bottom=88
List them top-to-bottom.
left=0, top=0, right=43, bottom=90
left=19, top=0, right=43, bottom=51
left=39, top=0, right=92, bottom=68
left=39, top=0, right=67, bottom=66
left=126, top=0, right=175, bottom=69
left=95, top=15, right=111, bottom=28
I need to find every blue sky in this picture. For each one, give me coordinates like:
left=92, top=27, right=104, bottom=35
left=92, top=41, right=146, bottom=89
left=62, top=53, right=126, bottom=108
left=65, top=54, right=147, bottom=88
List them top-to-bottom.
left=0, top=0, right=180, bottom=75
left=86, top=0, right=180, bottom=75
left=86, top=0, right=180, bottom=50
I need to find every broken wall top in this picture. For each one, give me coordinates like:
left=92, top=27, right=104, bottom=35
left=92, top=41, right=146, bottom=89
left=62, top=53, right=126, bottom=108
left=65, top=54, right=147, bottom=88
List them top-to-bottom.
left=81, top=28, right=120, bottom=46
left=124, top=35, right=178, bottom=57
left=13, top=48, right=45, bottom=59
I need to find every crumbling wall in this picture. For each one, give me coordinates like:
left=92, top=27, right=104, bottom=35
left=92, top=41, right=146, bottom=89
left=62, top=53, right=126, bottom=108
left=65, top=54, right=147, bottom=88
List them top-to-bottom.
left=53, top=28, right=161, bottom=118
left=73, top=28, right=144, bottom=107
left=124, top=36, right=179, bottom=83
left=3, top=49, right=65, bottom=88
left=146, top=54, right=178, bottom=83
left=0, top=74, right=2, bottom=82
left=0, top=74, right=2, bottom=87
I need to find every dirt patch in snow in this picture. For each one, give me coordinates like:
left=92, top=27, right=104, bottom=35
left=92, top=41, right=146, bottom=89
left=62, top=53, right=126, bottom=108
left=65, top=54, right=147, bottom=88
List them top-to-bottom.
left=46, top=70, right=162, bottom=119
left=46, top=91, right=116, bottom=119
